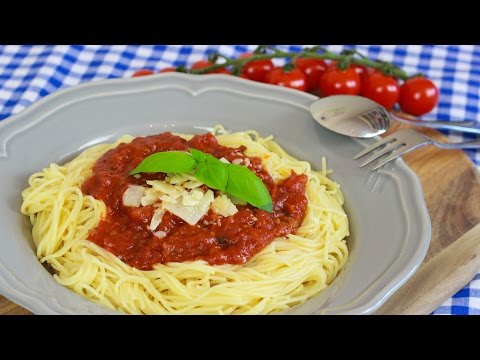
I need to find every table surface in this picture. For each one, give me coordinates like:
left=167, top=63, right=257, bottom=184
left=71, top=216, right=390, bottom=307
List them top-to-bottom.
left=1, top=45, right=479, bottom=315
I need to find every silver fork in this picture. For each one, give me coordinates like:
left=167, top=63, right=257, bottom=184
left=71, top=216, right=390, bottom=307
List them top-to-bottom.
left=354, top=128, right=480, bottom=171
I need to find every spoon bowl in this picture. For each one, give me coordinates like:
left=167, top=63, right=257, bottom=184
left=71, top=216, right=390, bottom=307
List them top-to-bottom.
left=310, top=95, right=390, bottom=138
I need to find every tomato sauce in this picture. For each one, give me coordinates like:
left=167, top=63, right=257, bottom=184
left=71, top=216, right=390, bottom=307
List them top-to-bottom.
left=82, top=133, right=307, bottom=270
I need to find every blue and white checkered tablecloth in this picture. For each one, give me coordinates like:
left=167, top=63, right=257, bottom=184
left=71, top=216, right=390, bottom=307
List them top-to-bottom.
left=1, top=45, right=479, bottom=315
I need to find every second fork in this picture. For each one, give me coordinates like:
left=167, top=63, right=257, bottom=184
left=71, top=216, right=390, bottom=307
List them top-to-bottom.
left=354, top=128, right=480, bottom=171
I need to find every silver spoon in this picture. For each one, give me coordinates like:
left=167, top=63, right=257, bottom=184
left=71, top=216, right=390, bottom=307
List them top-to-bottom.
left=310, top=95, right=480, bottom=138
left=310, top=95, right=390, bottom=138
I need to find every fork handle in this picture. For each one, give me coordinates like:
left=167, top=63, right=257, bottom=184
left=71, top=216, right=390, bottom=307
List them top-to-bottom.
left=390, top=111, right=480, bottom=134
left=433, top=139, right=480, bottom=149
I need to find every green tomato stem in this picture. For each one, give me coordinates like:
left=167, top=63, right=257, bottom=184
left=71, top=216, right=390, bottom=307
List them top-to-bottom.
left=189, top=47, right=412, bottom=81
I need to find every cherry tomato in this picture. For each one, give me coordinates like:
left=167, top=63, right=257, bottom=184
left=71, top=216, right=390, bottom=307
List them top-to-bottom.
left=239, top=53, right=274, bottom=83
left=294, top=58, right=328, bottom=92
left=191, top=60, right=230, bottom=74
left=329, top=62, right=367, bottom=79
left=319, top=66, right=361, bottom=96
left=159, top=67, right=176, bottom=73
left=266, top=67, right=307, bottom=91
left=132, top=69, right=154, bottom=77
left=361, top=71, right=400, bottom=110
left=399, top=77, right=439, bottom=116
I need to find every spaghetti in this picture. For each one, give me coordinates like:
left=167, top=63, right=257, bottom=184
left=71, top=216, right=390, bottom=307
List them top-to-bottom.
left=21, top=126, right=349, bottom=314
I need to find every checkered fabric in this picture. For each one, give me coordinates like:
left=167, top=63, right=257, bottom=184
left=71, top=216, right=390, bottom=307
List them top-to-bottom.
left=0, top=45, right=479, bottom=315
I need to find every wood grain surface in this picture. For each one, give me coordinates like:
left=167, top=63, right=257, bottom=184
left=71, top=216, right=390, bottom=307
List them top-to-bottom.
left=2, top=122, right=479, bottom=315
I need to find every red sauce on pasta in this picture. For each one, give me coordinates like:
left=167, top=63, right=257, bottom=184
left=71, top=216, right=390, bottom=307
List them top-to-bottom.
left=82, top=133, right=307, bottom=270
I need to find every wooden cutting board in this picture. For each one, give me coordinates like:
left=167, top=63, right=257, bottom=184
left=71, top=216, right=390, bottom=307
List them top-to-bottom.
left=1, top=122, right=479, bottom=315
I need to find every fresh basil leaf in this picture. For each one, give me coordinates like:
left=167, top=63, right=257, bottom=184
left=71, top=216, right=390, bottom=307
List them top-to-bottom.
left=129, top=147, right=273, bottom=213
left=189, top=148, right=207, bottom=162
left=130, top=151, right=196, bottom=175
left=194, top=154, right=228, bottom=191
left=225, top=164, right=273, bottom=212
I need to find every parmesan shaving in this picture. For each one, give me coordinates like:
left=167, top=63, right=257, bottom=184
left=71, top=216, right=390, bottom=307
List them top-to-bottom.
left=122, top=185, right=145, bottom=207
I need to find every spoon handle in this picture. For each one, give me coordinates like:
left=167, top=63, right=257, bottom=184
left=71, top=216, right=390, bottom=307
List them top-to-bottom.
left=390, top=111, right=480, bottom=134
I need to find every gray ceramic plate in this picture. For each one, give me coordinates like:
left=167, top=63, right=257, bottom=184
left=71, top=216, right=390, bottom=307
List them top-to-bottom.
left=0, top=74, right=431, bottom=315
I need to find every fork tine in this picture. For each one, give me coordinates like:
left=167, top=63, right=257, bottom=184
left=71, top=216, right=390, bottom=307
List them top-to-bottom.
left=353, top=134, right=398, bottom=160
left=370, top=141, right=428, bottom=171
left=358, top=142, right=404, bottom=168
left=370, top=151, right=405, bottom=171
